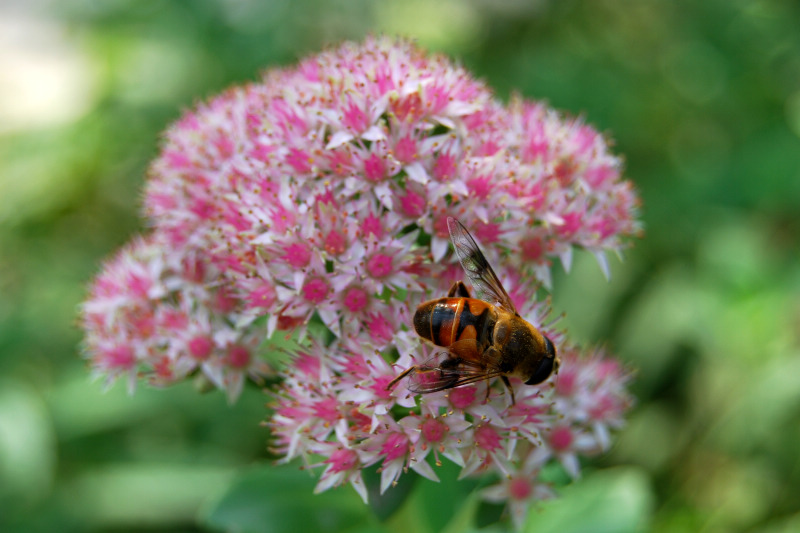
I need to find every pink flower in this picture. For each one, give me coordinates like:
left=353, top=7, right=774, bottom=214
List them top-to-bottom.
left=83, top=37, right=641, bottom=523
left=81, top=235, right=272, bottom=401
left=312, top=444, right=370, bottom=503
left=481, top=456, right=556, bottom=529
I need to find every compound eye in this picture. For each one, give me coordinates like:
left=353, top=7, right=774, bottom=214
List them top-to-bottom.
left=525, top=336, right=557, bottom=385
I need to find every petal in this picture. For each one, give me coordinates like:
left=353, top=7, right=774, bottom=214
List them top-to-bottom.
left=362, top=125, right=386, bottom=141
left=325, top=130, right=354, bottom=150
left=405, top=162, right=429, bottom=184
left=431, top=237, right=449, bottom=263
left=559, top=246, right=573, bottom=273
left=593, top=249, right=611, bottom=280
left=441, top=448, right=465, bottom=467
left=561, top=452, right=581, bottom=479
left=410, top=458, right=439, bottom=482
left=380, top=460, right=404, bottom=494
left=350, top=473, right=369, bottom=503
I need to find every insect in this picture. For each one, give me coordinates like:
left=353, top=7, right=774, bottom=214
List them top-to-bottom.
left=387, top=217, right=559, bottom=405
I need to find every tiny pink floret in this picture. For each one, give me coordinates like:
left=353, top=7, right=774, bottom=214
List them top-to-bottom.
left=343, top=101, right=369, bottom=133
left=394, top=136, right=417, bottom=164
left=286, top=148, right=312, bottom=173
left=363, top=153, right=387, bottom=182
left=433, top=153, right=457, bottom=181
left=399, top=190, right=425, bottom=218
left=362, top=214, right=383, bottom=238
left=324, top=230, right=347, bottom=256
left=283, top=243, right=312, bottom=268
left=366, top=253, right=394, bottom=278
left=302, top=278, right=330, bottom=304
left=248, top=283, right=277, bottom=309
left=343, top=287, right=369, bottom=312
left=365, top=313, right=394, bottom=345
left=188, top=336, right=213, bottom=360
left=102, top=345, right=136, bottom=369
left=227, top=345, right=251, bottom=369
left=370, top=376, right=395, bottom=400
left=449, top=386, right=477, bottom=409
left=313, top=398, right=341, bottom=423
left=421, top=418, right=447, bottom=443
left=475, top=425, right=503, bottom=452
left=550, top=426, right=574, bottom=452
left=381, top=432, right=410, bottom=462
left=326, top=448, right=359, bottom=473
left=509, top=477, right=533, bottom=501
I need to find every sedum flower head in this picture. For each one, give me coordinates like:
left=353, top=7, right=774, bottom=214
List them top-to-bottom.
left=82, top=37, right=640, bottom=526
left=141, top=37, right=639, bottom=339
left=82, top=234, right=271, bottom=401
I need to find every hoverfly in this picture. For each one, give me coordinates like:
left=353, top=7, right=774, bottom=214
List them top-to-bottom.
left=387, top=217, right=559, bottom=405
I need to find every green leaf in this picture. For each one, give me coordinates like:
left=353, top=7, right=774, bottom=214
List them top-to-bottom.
left=412, top=461, right=481, bottom=533
left=201, top=464, right=371, bottom=533
left=363, top=465, right=417, bottom=522
left=524, top=467, right=654, bottom=533
left=474, top=501, right=505, bottom=529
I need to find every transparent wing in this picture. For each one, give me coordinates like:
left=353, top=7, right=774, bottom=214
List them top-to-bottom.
left=447, top=217, right=517, bottom=314
left=406, top=349, right=504, bottom=394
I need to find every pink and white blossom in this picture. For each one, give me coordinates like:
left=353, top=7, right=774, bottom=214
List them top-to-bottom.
left=82, top=37, right=640, bottom=527
left=82, top=235, right=271, bottom=401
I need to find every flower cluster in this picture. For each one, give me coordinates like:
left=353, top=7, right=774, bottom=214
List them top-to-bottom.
left=81, top=37, right=640, bottom=526
left=141, top=37, right=639, bottom=342
left=82, top=234, right=270, bottom=401
left=271, top=337, right=632, bottom=529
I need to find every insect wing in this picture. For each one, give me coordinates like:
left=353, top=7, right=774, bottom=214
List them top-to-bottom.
left=447, top=217, right=517, bottom=314
left=406, top=350, right=505, bottom=394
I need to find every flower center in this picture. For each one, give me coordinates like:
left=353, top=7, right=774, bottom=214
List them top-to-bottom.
left=394, top=135, right=417, bottom=163
left=433, top=152, right=457, bottom=181
left=363, top=153, right=387, bottom=182
left=399, top=190, right=425, bottom=217
left=362, top=214, right=383, bottom=237
left=324, top=230, right=347, bottom=256
left=520, top=236, right=544, bottom=261
left=283, top=243, right=311, bottom=268
left=366, top=253, right=393, bottom=278
left=302, top=278, right=330, bottom=304
left=248, top=283, right=276, bottom=309
left=343, top=287, right=369, bottom=312
left=365, top=313, right=394, bottom=344
left=188, top=336, right=213, bottom=360
left=227, top=345, right=251, bottom=368
left=103, top=346, right=135, bottom=369
left=449, top=386, right=476, bottom=409
left=313, top=397, right=341, bottom=423
left=421, top=418, right=447, bottom=443
left=475, top=425, right=502, bottom=452
left=550, top=426, right=573, bottom=452
left=381, top=432, right=410, bottom=462
left=326, top=448, right=359, bottom=473
left=509, top=477, right=533, bottom=501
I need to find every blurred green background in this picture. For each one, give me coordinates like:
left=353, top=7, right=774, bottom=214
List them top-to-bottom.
left=2, top=1, right=799, bottom=532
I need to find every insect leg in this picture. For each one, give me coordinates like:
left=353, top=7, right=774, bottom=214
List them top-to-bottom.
left=386, top=366, right=418, bottom=390
left=501, top=375, right=516, bottom=406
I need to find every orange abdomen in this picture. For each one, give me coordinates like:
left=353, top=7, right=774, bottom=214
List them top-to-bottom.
left=413, top=297, right=495, bottom=348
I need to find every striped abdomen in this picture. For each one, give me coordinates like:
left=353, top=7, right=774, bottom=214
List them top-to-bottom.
left=413, top=297, right=496, bottom=348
